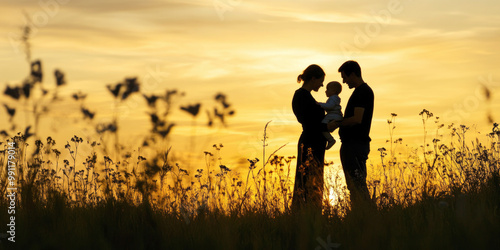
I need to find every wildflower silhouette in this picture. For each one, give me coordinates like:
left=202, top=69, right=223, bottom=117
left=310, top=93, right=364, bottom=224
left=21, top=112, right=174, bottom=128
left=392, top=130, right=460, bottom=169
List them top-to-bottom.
left=30, top=60, right=42, bottom=83
left=54, top=69, right=66, bottom=86
left=121, top=77, right=140, bottom=100
left=107, top=83, right=121, bottom=98
left=3, top=85, right=21, bottom=100
left=72, top=91, right=87, bottom=101
left=206, top=92, right=235, bottom=127
left=143, top=94, right=159, bottom=108
left=180, top=103, right=201, bottom=117
left=3, top=104, right=16, bottom=121
left=81, top=107, right=95, bottom=120
left=23, top=126, right=34, bottom=140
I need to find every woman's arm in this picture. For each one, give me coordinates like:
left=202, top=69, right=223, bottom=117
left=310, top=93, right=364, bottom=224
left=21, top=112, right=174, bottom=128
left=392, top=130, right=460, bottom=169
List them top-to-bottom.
left=293, top=90, right=328, bottom=132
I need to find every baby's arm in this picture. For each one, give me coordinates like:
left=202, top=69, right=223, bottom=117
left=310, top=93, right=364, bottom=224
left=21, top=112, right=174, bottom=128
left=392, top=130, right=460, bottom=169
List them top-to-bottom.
left=319, top=96, right=340, bottom=110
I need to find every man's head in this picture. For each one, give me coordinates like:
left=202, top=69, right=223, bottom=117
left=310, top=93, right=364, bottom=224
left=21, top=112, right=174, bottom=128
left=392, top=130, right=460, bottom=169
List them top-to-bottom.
left=338, top=60, right=363, bottom=89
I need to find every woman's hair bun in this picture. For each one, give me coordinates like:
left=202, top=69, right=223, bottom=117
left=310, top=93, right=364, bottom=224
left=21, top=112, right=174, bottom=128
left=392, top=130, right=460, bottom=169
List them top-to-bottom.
left=298, top=64, right=325, bottom=84
left=297, top=74, right=303, bottom=83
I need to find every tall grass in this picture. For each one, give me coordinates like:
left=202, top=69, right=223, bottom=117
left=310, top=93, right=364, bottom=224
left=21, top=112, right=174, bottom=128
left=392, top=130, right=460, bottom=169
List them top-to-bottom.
left=5, top=91, right=500, bottom=249
left=1, top=103, right=499, bottom=249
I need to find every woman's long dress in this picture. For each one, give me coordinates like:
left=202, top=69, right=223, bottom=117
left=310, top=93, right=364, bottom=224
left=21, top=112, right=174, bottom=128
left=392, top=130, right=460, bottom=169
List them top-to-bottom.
left=291, top=88, right=328, bottom=211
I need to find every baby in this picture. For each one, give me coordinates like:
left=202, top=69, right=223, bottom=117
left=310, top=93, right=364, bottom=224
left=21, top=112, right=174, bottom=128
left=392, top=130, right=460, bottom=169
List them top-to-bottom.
left=319, top=81, right=343, bottom=150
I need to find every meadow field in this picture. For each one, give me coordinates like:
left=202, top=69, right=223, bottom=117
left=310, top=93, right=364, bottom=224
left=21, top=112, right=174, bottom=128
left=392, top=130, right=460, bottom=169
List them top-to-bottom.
left=1, top=31, right=500, bottom=249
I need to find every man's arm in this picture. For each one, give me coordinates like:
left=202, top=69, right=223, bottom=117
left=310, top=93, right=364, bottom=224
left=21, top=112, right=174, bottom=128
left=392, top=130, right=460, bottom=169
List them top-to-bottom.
left=327, top=107, right=364, bottom=131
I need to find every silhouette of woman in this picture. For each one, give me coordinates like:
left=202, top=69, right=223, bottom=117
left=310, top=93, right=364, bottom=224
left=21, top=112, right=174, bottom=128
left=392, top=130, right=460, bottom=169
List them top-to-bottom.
left=291, top=64, right=328, bottom=212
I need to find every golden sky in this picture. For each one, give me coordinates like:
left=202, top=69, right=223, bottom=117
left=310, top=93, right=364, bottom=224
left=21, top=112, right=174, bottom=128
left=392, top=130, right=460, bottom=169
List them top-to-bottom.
left=1, top=0, right=500, bottom=172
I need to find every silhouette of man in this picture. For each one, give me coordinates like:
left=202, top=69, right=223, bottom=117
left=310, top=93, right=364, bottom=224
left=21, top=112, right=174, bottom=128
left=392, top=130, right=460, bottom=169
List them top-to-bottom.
left=328, top=60, right=374, bottom=210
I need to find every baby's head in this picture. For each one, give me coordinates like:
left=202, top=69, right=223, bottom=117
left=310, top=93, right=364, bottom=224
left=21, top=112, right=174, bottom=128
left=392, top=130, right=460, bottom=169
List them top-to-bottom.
left=325, top=81, right=342, bottom=97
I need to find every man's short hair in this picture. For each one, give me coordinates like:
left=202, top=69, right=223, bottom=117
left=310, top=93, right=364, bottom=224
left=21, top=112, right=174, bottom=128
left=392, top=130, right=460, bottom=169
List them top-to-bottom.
left=338, top=60, right=362, bottom=77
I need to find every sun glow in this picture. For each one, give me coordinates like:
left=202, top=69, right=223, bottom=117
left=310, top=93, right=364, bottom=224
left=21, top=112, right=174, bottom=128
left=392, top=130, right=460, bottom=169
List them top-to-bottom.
left=328, top=188, right=339, bottom=207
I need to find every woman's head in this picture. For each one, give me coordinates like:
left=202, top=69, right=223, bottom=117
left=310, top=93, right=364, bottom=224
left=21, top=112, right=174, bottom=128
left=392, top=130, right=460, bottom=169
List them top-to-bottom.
left=297, top=64, right=325, bottom=92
